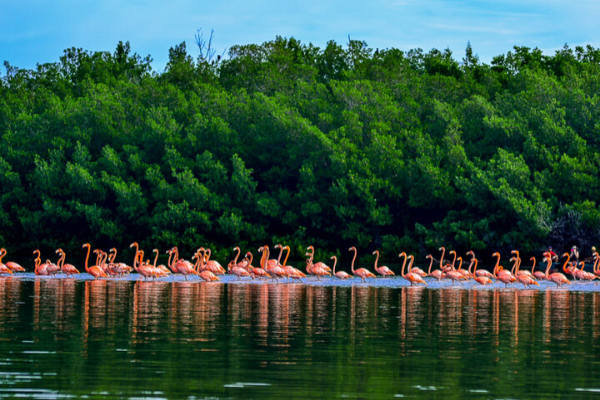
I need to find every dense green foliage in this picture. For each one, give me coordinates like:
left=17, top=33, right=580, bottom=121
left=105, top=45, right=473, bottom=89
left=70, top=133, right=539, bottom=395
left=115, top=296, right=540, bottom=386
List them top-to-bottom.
left=2, top=38, right=600, bottom=260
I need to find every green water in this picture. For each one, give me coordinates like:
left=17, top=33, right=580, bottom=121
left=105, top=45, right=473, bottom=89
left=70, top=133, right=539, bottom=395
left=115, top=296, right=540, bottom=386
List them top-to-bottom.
left=1, top=278, right=600, bottom=399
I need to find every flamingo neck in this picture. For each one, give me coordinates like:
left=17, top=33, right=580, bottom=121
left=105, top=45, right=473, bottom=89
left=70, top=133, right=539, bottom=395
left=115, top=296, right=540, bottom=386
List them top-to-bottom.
left=84, top=245, right=91, bottom=273
left=282, top=247, right=290, bottom=268
left=232, top=248, right=240, bottom=266
left=439, top=248, right=445, bottom=270
left=350, top=249, right=357, bottom=273
left=153, top=251, right=159, bottom=268
left=374, top=251, right=379, bottom=269
left=400, top=254, right=407, bottom=277
left=562, top=254, right=570, bottom=274
left=332, top=257, right=337, bottom=274
left=427, top=257, right=434, bottom=275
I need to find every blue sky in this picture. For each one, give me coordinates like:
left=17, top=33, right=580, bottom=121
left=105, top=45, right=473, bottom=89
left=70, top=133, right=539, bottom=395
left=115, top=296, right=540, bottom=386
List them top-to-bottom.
left=2, top=0, right=599, bottom=73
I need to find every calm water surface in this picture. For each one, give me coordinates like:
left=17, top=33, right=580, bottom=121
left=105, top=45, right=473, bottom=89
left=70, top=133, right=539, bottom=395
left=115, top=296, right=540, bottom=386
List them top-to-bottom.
left=1, top=277, right=600, bottom=399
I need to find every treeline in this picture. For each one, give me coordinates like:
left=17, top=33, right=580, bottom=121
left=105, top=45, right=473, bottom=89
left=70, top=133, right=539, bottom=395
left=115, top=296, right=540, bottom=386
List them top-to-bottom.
left=1, top=37, right=600, bottom=261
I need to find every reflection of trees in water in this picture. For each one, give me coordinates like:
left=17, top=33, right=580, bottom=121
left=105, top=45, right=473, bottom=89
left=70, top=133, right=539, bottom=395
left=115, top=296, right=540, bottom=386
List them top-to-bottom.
left=0, top=278, right=24, bottom=334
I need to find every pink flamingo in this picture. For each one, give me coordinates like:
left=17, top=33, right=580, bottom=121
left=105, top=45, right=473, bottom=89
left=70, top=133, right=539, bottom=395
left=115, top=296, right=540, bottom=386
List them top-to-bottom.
left=82, top=244, right=108, bottom=279
left=261, top=246, right=286, bottom=280
left=280, top=246, right=306, bottom=281
left=306, top=246, right=332, bottom=274
left=170, top=247, right=196, bottom=280
left=228, top=247, right=249, bottom=272
left=349, top=247, right=376, bottom=282
left=108, top=248, right=133, bottom=276
left=228, top=248, right=251, bottom=280
left=0, top=249, right=25, bottom=272
left=0, top=249, right=14, bottom=276
left=56, top=249, right=80, bottom=277
left=151, top=249, right=170, bottom=278
left=204, top=249, right=226, bottom=275
left=33, top=250, right=50, bottom=276
left=193, top=250, right=219, bottom=282
left=373, top=250, right=395, bottom=277
left=468, top=251, right=493, bottom=279
left=544, top=251, right=570, bottom=287
left=247, top=252, right=270, bottom=279
left=305, top=252, right=331, bottom=280
left=492, top=252, right=516, bottom=287
left=399, top=253, right=427, bottom=286
left=561, top=253, right=578, bottom=280
left=427, top=255, right=444, bottom=281
left=331, top=256, right=351, bottom=279
left=455, top=257, right=470, bottom=280
left=512, top=257, right=539, bottom=288
left=531, top=257, right=546, bottom=281
left=471, top=259, right=492, bottom=286
left=574, top=261, right=596, bottom=282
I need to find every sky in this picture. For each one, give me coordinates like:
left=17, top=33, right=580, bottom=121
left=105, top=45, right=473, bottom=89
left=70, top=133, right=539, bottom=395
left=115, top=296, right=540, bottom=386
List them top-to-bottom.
left=1, top=0, right=599, bottom=73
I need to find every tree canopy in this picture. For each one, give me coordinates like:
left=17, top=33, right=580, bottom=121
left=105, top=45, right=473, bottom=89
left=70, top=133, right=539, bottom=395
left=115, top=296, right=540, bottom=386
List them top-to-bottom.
left=2, top=37, right=600, bottom=261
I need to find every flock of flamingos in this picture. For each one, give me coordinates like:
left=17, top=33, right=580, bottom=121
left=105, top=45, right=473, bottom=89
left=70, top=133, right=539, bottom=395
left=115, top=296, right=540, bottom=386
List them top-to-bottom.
left=0, top=243, right=598, bottom=289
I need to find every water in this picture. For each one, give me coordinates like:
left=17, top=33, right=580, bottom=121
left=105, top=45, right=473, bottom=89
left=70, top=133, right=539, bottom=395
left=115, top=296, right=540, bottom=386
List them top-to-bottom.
left=2, top=276, right=600, bottom=399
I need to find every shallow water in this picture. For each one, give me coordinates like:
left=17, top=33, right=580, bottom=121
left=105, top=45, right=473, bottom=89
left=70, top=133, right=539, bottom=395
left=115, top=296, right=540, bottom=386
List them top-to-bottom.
left=1, top=276, right=600, bottom=399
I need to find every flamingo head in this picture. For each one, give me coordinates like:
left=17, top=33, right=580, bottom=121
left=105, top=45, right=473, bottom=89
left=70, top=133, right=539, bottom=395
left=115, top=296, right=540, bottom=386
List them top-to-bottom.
left=129, top=242, right=137, bottom=248
left=349, top=246, right=356, bottom=252
left=372, top=250, right=378, bottom=255
left=398, top=252, right=407, bottom=258
left=492, top=252, right=499, bottom=257
left=562, top=252, right=569, bottom=258
left=426, top=254, right=432, bottom=259
left=331, top=255, right=336, bottom=261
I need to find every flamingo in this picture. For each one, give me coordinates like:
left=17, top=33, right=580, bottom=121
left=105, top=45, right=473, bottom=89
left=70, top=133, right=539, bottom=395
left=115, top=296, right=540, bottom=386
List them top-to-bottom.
left=82, top=244, right=108, bottom=279
left=261, top=246, right=286, bottom=281
left=280, top=246, right=306, bottom=281
left=306, top=246, right=332, bottom=274
left=170, top=247, right=197, bottom=280
left=228, top=247, right=251, bottom=280
left=228, top=247, right=248, bottom=272
left=349, top=247, right=376, bottom=282
left=107, top=248, right=133, bottom=276
left=0, top=249, right=25, bottom=272
left=0, top=249, right=14, bottom=276
left=56, top=249, right=80, bottom=277
left=151, top=249, right=170, bottom=278
left=204, top=249, right=226, bottom=275
left=33, top=250, right=50, bottom=276
left=193, top=250, right=220, bottom=282
left=373, top=250, right=395, bottom=277
left=511, top=250, right=534, bottom=280
left=468, top=251, right=493, bottom=279
left=544, top=251, right=570, bottom=287
left=246, top=252, right=270, bottom=279
left=305, top=252, right=331, bottom=280
left=492, top=252, right=516, bottom=287
left=399, top=253, right=427, bottom=286
left=561, top=253, right=578, bottom=281
left=426, top=255, right=444, bottom=281
left=331, top=256, right=351, bottom=279
left=455, top=257, right=470, bottom=280
left=512, top=257, right=539, bottom=288
left=531, top=257, right=546, bottom=281
left=471, top=259, right=492, bottom=286
left=574, top=261, right=597, bottom=282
